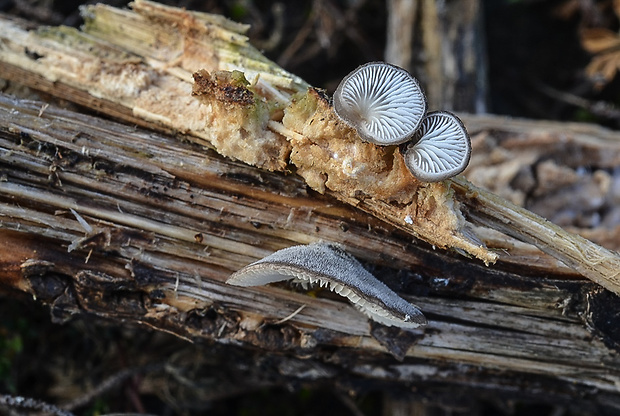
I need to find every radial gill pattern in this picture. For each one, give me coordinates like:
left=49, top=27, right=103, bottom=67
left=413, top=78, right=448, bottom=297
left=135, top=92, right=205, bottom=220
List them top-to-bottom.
left=333, top=62, right=427, bottom=145
left=403, top=111, right=472, bottom=182
left=226, top=243, right=427, bottom=329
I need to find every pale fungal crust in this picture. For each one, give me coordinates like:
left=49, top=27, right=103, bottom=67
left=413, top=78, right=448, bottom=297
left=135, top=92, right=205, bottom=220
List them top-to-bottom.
left=333, top=62, right=427, bottom=145
left=192, top=69, right=291, bottom=171
left=282, top=89, right=497, bottom=264
left=283, top=89, right=419, bottom=203
left=403, top=111, right=472, bottom=182
left=226, top=243, right=427, bottom=329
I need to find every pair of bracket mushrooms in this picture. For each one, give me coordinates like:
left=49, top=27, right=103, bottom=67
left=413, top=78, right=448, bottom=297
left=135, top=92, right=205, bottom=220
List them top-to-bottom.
left=227, top=62, right=473, bottom=329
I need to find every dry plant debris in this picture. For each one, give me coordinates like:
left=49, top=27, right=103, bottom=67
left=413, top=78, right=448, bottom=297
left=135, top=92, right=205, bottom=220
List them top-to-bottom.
left=580, top=0, right=620, bottom=88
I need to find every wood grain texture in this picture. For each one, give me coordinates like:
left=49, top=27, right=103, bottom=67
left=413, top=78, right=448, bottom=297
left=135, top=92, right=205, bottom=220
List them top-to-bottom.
left=2, top=1, right=620, bottom=410
left=1, top=93, right=620, bottom=409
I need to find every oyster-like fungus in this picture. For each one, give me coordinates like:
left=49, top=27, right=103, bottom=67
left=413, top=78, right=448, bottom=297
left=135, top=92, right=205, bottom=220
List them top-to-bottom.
left=333, top=62, right=427, bottom=146
left=402, top=111, right=472, bottom=182
left=226, top=243, right=427, bottom=329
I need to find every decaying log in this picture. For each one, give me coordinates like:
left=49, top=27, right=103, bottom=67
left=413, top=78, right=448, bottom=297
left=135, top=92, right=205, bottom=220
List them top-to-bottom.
left=2, top=1, right=620, bottom=410
left=4, top=92, right=620, bottom=409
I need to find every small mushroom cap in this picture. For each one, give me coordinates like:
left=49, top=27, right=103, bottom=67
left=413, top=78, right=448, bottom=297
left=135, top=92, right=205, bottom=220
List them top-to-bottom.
left=333, top=62, right=427, bottom=146
left=402, top=111, right=472, bottom=182
left=226, top=243, right=427, bottom=329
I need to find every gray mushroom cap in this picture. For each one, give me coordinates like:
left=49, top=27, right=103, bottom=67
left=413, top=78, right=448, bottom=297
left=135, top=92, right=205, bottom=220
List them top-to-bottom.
left=333, top=62, right=427, bottom=146
left=402, top=111, right=472, bottom=182
left=227, top=243, right=427, bottom=329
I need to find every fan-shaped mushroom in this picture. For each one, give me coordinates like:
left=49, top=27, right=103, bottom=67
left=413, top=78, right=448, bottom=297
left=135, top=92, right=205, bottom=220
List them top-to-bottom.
left=333, top=62, right=427, bottom=146
left=402, top=111, right=471, bottom=182
left=226, top=243, right=427, bottom=329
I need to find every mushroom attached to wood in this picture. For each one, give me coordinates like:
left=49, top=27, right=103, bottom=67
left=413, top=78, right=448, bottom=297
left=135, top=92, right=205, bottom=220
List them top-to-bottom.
left=333, top=62, right=427, bottom=146
left=402, top=111, right=472, bottom=182
left=226, top=243, right=427, bottom=329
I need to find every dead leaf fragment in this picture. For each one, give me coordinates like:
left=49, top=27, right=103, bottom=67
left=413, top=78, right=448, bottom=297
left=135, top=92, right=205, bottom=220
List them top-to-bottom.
left=581, top=28, right=620, bottom=88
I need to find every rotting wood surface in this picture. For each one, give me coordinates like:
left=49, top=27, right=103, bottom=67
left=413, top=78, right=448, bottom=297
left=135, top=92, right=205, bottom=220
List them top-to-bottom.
left=2, top=0, right=620, bottom=409
left=2, top=90, right=620, bottom=408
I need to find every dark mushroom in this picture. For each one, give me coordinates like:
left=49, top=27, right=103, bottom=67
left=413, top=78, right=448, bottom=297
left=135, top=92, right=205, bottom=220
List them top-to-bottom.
left=226, top=243, right=427, bottom=329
